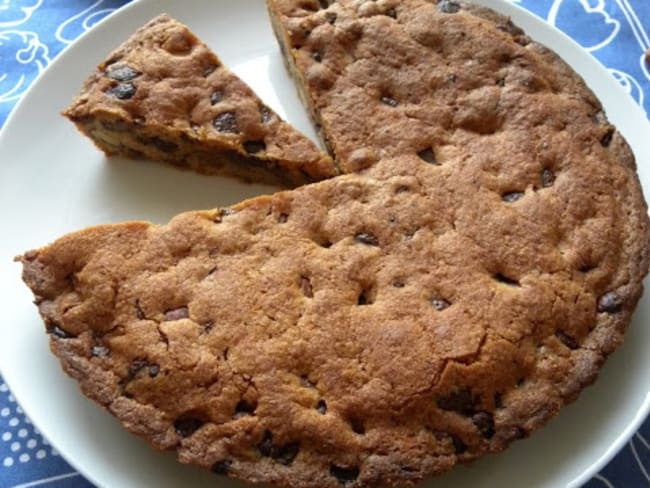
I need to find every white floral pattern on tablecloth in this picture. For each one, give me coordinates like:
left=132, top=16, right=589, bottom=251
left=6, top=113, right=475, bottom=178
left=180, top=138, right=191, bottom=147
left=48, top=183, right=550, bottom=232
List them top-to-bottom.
left=0, top=1, right=649, bottom=487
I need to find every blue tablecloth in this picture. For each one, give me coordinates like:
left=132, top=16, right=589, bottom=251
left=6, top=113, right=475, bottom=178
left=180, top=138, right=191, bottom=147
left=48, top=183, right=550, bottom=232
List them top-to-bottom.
left=1, top=1, right=649, bottom=487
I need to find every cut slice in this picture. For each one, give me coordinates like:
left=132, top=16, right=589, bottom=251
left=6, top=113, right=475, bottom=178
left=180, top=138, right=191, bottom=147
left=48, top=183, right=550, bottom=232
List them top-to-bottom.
left=63, top=14, right=337, bottom=187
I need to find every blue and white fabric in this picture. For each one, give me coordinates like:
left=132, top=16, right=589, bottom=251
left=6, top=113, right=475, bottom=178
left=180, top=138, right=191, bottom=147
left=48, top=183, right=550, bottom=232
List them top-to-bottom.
left=0, top=1, right=649, bottom=486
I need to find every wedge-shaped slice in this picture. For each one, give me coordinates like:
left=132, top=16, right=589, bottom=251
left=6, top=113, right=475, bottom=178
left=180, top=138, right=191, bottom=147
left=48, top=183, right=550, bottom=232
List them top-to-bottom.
left=266, top=0, right=624, bottom=173
left=63, top=14, right=337, bottom=187
left=19, top=145, right=649, bottom=486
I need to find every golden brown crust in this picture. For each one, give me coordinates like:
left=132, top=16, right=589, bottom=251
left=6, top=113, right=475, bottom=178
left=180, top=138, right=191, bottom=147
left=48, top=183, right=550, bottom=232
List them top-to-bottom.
left=19, top=2, right=650, bottom=487
left=63, top=14, right=337, bottom=187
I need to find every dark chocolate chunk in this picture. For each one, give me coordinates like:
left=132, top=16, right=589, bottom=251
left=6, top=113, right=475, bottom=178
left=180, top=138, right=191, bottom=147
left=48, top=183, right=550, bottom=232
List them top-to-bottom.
left=438, top=0, right=461, bottom=13
left=385, top=7, right=397, bottom=18
left=326, top=12, right=337, bottom=24
left=311, top=51, right=322, bottom=62
left=105, top=64, right=140, bottom=81
left=106, top=82, right=136, bottom=100
left=210, top=90, right=224, bottom=105
left=380, top=95, right=399, bottom=107
left=260, top=105, right=273, bottom=123
left=213, top=112, right=239, bottom=133
left=600, top=128, right=615, bottom=147
left=151, top=137, right=178, bottom=153
left=243, top=140, right=266, bottom=154
left=417, top=148, right=437, bottom=164
left=541, top=168, right=555, bottom=188
left=501, top=191, right=524, bottom=203
left=213, top=208, right=236, bottom=223
left=354, top=232, right=379, bottom=246
left=494, top=273, right=520, bottom=287
left=300, top=276, right=314, bottom=298
left=597, top=291, right=622, bottom=313
left=431, top=297, right=450, bottom=311
left=135, top=299, right=145, bottom=319
left=165, top=306, right=189, bottom=321
left=50, top=324, right=71, bottom=339
left=555, top=331, right=578, bottom=350
left=91, top=345, right=110, bottom=357
left=128, top=358, right=148, bottom=378
left=148, top=364, right=160, bottom=378
left=437, top=387, right=473, bottom=415
left=233, top=400, right=256, bottom=418
left=316, top=400, right=327, bottom=414
left=472, top=411, right=495, bottom=439
left=174, top=417, right=204, bottom=437
left=257, top=430, right=274, bottom=457
left=451, top=435, right=467, bottom=454
left=276, top=442, right=300, bottom=465
left=211, top=460, right=231, bottom=475
left=330, top=465, right=360, bottom=485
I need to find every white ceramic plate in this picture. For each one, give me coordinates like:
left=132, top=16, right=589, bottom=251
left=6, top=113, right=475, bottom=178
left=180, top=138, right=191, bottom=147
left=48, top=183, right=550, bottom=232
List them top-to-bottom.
left=0, top=1, right=649, bottom=487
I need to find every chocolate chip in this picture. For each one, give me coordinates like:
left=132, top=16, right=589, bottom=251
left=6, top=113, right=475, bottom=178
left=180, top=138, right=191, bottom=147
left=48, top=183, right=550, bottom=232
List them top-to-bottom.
left=318, top=0, right=330, bottom=8
left=438, top=0, right=461, bottom=13
left=385, top=7, right=397, bottom=18
left=326, top=12, right=337, bottom=24
left=311, top=51, right=322, bottom=62
left=105, top=64, right=139, bottom=81
left=203, top=64, right=217, bottom=77
left=447, top=73, right=457, bottom=83
left=496, top=78, right=506, bottom=87
left=106, top=82, right=136, bottom=100
left=210, top=90, right=224, bottom=105
left=380, top=95, right=399, bottom=107
left=260, top=105, right=273, bottom=123
left=213, top=112, right=239, bottom=133
left=600, top=128, right=615, bottom=147
left=151, top=137, right=178, bottom=153
left=243, top=140, right=266, bottom=154
left=417, top=148, right=437, bottom=164
left=541, top=168, right=555, bottom=188
left=501, top=192, right=524, bottom=203
left=213, top=208, right=236, bottom=223
left=278, top=213, right=289, bottom=223
left=354, top=232, right=379, bottom=246
left=493, top=272, right=520, bottom=287
left=300, top=276, right=314, bottom=298
left=393, top=281, right=405, bottom=288
left=357, top=289, right=370, bottom=306
left=597, top=291, right=622, bottom=313
left=431, top=297, right=450, bottom=311
left=135, top=299, right=145, bottom=319
left=165, top=306, right=189, bottom=321
left=50, top=324, right=71, bottom=339
left=555, top=331, right=578, bottom=350
left=91, top=345, right=110, bottom=357
left=128, top=358, right=148, bottom=378
left=148, top=364, right=160, bottom=378
left=437, top=387, right=473, bottom=415
left=494, top=393, right=503, bottom=409
left=233, top=400, right=256, bottom=419
left=316, top=400, right=327, bottom=414
left=472, top=411, right=495, bottom=439
left=174, top=417, right=204, bottom=437
left=349, top=417, right=365, bottom=434
left=257, top=430, right=274, bottom=457
left=451, top=435, right=467, bottom=454
left=276, top=442, right=300, bottom=465
left=211, top=460, right=231, bottom=475
left=330, top=465, right=360, bottom=485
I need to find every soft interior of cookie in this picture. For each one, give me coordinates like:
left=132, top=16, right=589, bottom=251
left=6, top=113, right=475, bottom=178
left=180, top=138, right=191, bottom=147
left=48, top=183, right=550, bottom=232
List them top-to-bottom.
left=71, top=114, right=315, bottom=187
